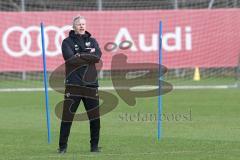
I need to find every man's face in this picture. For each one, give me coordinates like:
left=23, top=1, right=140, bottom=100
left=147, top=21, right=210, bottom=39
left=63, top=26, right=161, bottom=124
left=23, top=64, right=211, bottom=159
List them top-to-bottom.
left=74, top=18, right=86, bottom=35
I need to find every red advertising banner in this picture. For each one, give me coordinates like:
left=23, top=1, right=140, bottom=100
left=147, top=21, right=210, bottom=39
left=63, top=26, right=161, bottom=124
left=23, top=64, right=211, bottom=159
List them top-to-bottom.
left=0, top=10, right=239, bottom=71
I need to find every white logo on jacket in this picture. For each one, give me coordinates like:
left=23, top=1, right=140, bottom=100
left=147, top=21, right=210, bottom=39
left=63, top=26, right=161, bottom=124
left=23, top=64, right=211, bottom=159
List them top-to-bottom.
left=85, top=42, right=91, bottom=47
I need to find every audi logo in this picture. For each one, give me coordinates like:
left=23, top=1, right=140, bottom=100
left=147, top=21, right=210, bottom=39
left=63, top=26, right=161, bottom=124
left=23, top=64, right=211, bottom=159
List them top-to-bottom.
left=2, top=25, right=71, bottom=57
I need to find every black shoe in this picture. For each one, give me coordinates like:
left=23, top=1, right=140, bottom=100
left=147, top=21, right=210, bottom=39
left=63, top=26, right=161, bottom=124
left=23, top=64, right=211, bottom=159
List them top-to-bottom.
left=58, top=146, right=67, bottom=154
left=90, top=146, right=101, bottom=152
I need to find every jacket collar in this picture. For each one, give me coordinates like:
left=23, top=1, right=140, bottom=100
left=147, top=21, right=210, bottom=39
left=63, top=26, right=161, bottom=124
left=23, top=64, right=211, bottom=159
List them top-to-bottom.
left=69, top=30, right=91, bottom=38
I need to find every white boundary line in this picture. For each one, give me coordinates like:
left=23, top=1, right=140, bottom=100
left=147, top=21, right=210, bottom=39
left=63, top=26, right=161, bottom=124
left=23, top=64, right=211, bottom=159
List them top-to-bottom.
left=0, top=84, right=238, bottom=92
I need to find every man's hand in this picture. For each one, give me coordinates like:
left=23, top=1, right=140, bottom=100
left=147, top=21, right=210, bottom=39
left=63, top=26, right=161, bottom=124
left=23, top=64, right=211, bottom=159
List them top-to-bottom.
left=75, top=53, right=81, bottom=57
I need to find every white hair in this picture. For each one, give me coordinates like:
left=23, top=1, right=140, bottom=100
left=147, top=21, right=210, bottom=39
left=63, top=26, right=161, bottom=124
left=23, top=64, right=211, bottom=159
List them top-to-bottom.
left=72, top=15, right=86, bottom=29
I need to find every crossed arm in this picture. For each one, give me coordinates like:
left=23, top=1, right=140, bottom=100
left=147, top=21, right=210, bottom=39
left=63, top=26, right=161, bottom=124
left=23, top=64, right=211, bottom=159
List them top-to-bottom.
left=62, top=38, right=102, bottom=65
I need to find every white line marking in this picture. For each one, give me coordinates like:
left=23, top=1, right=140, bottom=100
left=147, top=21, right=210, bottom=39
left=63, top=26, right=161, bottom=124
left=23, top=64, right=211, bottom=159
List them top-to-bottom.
left=0, top=84, right=238, bottom=92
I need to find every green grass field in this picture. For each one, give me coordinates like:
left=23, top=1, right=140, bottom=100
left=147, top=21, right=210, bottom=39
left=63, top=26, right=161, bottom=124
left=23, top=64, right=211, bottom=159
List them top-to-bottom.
left=0, top=76, right=238, bottom=89
left=1, top=88, right=240, bottom=160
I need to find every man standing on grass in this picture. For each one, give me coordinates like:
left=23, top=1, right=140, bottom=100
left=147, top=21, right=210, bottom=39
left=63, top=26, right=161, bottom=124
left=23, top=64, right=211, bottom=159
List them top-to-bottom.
left=58, top=15, right=102, bottom=154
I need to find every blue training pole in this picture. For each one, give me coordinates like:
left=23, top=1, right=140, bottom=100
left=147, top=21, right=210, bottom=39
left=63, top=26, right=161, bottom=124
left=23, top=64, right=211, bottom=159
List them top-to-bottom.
left=158, top=21, right=163, bottom=140
left=40, top=22, right=51, bottom=144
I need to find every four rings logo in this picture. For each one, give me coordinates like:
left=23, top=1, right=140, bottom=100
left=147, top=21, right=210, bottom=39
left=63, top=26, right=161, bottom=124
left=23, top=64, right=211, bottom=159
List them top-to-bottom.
left=2, top=25, right=71, bottom=57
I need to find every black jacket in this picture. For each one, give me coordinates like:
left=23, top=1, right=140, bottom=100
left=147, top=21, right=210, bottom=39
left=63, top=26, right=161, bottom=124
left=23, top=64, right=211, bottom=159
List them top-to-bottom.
left=62, top=30, right=102, bottom=87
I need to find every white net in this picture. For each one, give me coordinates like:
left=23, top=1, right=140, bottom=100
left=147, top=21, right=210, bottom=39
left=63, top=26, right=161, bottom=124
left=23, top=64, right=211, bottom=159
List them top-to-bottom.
left=0, top=0, right=240, bottom=90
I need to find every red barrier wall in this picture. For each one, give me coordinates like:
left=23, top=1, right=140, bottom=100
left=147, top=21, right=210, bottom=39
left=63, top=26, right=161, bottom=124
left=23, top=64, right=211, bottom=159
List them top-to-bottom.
left=0, top=10, right=239, bottom=71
